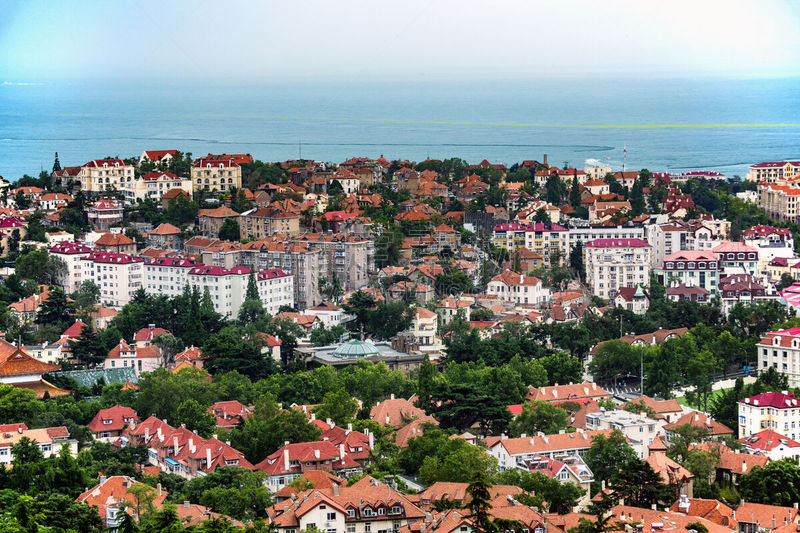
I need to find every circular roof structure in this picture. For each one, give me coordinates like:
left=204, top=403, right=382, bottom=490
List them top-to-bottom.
left=333, top=339, right=379, bottom=358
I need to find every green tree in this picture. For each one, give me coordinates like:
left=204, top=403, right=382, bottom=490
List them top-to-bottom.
left=569, top=173, right=582, bottom=208
left=545, top=175, right=565, bottom=205
left=630, top=179, right=646, bottom=216
left=218, top=217, right=240, bottom=241
left=15, top=249, right=67, bottom=286
left=238, top=273, right=267, bottom=325
left=69, top=324, right=108, bottom=367
left=204, top=325, right=277, bottom=380
left=312, top=389, right=358, bottom=426
left=175, top=399, right=217, bottom=438
left=508, top=401, right=568, bottom=437
left=583, top=430, right=638, bottom=490
left=739, top=459, right=800, bottom=506
left=180, top=467, right=272, bottom=521
left=495, top=468, right=583, bottom=514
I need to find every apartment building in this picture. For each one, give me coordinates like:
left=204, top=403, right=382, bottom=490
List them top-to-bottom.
left=191, top=154, right=250, bottom=192
left=77, top=159, right=135, bottom=194
left=746, top=160, right=800, bottom=183
left=120, top=171, right=192, bottom=203
left=758, top=181, right=800, bottom=223
left=87, top=198, right=124, bottom=230
left=240, top=205, right=301, bottom=238
left=198, top=206, right=240, bottom=238
left=645, top=220, right=720, bottom=268
left=492, top=222, right=567, bottom=265
left=564, top=225, right=647, bottom=258
left=290, top=233, right=373, bottom=293
left=584, top=238, right=652, bottom=300
left=238, top=239, right=322, bottom=310
left=49, top=241, right=92, bottom=293
left=655, top=250, right=720, bottom=294
left=80, top=251, right=144, bottom=308
left=143, top=257, right=202, bottom=299
left=185, top=265, right=293, bottom=317
left=487, top=269, right=548, bottom=306
left=758, top=327, right=800, bottom=388
left=738, top=391, right=800, bottom=440
left=0, top=424, right=78, bottom=464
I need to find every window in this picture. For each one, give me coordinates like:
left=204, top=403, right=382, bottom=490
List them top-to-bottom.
left=347, top=509, right=355, bottom=518
left=327, top=513, right=337, bottom=521
left=365, top=524, right=371, bottom=533
left=347, top=527, right=356, bottom=533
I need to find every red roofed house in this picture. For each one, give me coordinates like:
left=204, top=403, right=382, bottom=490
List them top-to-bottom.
left=139, top=149, right=179, bottom=164
left=77, top=159, right=135, bottom=194
left=88, top=198, right=124, bottom=230
left=198, top=205, right=240, bottom=238
left=148, top=223, right=182, bottom=250
left=95, top=232, right=137, bottom=255
left=584, top=238, right=652, bottom=300
left=712, top=241, right=759, bottom=276
left=487, top=269, right=547, bottom=306
left=613, top=286, right=649, bottom=315
left=133, top=325, right=171, bottom=347
left=0, top=337, right=68, bottom=398
left=103, top=339, right=163, bottom=375
left=173, top=345, right=204, bottom=369
left=526, top=382, right=612, bottom=403
left=207, top=400, right=252, bottom=430
left=87, top=405, right=138, bottom=442
left=664, top=411, right=733, bottom=441
left=0, top=424, right=76, bottom=465
left=485, top=429, right=616, bottom=470
left=740, top=429, right=800, bottom=461
left=255, top=441, right=364, bottom=492
left=77, top=475, right=168, bottom=528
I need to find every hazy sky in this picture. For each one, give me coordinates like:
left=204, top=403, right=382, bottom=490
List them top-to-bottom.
left=2, top=0, right=799, bottom=80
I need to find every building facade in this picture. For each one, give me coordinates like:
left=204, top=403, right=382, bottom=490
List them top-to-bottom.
left=584, top=238, right=652, bottom=300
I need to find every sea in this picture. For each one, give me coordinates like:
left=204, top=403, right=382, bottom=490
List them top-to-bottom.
left=1, top=77, right=799, bottom=181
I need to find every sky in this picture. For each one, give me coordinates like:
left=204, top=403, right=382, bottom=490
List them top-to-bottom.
left=1, top=0, right=800, bottom=81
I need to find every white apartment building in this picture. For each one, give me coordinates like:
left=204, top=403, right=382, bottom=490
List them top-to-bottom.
left=191, top=154, right=245, bottom=192
left=77, top=159, right=136, bottom=194
left=746, top=160, right=800, bottom=183
left=584, top=163, right=612, bottom=180
left=120, top=171, right=192, bottom=203
left=646, top=221, right=720, bottom=268
left=564, top=225, right=647, bottom=257
left=742, top=225, right=795, bottom=262
left=584, top=238, right=652, bottom=300
left=49, top=241, right=92, bottom=293
left=712, top=242, right=759, bottom=276
left=80, top=251, right=144, bottom=308
left=143, top=257, right=201, bottom=299
left=184, top=265, right=293, bottom=317
left=487, top=269, right=549, bottom=306
left=758, top=327, right=800, bottom=388
left=738, top=391, right=800, bottom=440
left=584, top=409, right=661, bottom=459
left=740, top=429, right=800, bottom=461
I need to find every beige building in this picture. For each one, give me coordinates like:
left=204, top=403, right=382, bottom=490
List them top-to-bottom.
left=191, top=154, right=248, bottom=192
left=77, top=159, right=135, bottom=194
left=747, top=160, right=800, bottom=183
left=121, top=171, right=192, bottom=203
left=758, top=180, right=800, bottom=223
left=241, top=205, right=301, bottom=238
left=198, top=206, right=240, bottom=238
left=290, top=233, right=373, bottom=293
left=584, top=238, right=652, bottom=300
left=487, top=269, right=548, bottom=306
left=0, top=424, right=78, bottom=465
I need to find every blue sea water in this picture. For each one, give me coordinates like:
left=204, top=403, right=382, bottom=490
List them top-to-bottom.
left=0, top=77, right=799, bottom=181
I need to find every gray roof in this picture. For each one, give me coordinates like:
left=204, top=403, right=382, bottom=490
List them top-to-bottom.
left=298, top=340, right=421, bottom=366
left=53, top=367, right=138, bottom=388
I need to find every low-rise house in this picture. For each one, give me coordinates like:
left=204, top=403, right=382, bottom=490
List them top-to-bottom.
left=88, top=198, right=124, bottom=230
left=198, top=206, right=240, bottom=238
left=148, top=223, right=182, bottom=250
left=95, top=232, right=137, bottom=255
left=712, top=242, right=759, bottom=276
left=487, top=269, right=548, bottom=306
left=718, top=274, right=776, bottom=314
left=387, top=281, right=435, bottom=304
left=666, top=283, right=711, bottom=303
left=613, top=286, right=649, bottom=314
left=0, top=338, right=68, bottom=398
left=103, top=339, right=162, bottom=375
left=525, top=382, right=612, bottom=404
left=371, top=395, right=428, bottom=427
left=621, top=395, right=684, bottom=424
left=207, top=400, right=252, bottom=430
left=87, top=405, right=138, bottom=442
left=584, top=409, right=660, bottom=458
left=665, top=411, right=733, bottom=440
left=0, top=424, right=77, bottom=464
left=485, top=429, right=616, bottom=469
left=740, top=429, right=800, bottom=461
left=646, top=437, right=694, bottom=497
left=256, top=441, right=364, bottom=492
left=691, top=442, right=769, bottom=485
left=522, top=454, right=594, bottom=510
left=77, top=475, right=169, bottom=529
left=669, top=496, right=737, bottom=529
left=735, top=502, right=800, bottom=533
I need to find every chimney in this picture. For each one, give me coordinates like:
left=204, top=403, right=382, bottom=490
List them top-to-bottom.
left=390, top=394, right=395, bottom=400
left=311, top=413, right=316, bottom=421
left=386, top=415, right=391, bottom=425
left=326, top=418, right=333, bottom=427
left=347, top=423, right=352, bottom=432
left=17, top=426, right=23, bottom=434
left=145, top=427, right=150, bottom=440
left=369, top=432, right=374, bottom=449
left=521, top=433, right=527, bottom=438
left=173, top=436, right=179, bottom=456
left=189, top=438, right=194, bottom=453
left=340, top=443, right=345, bottom=458
left=206, top=447, right=212, bottom=466
left=284, top=448, right=290, bottom=471
left=314, top=449, right=320, bottom=459
left=99, top=475, right=107, bottom=485
left=157, top=483, right=162, bottom=496
left=332, top=483, right=340, bottom=497
left=184, top=501, right=190, bottom=508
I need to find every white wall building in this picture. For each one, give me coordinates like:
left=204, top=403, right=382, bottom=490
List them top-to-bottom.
left=77, top=159, right=136, bottom=194
left=120, top=171, right=192, bottom=203
left=584, top=238, right=652, bottom=300
left=49, top=241, right=93, bottom=293
left=80, top=251, right=144, bottom=308
left=487, top=269, right=549, bottom=306
left=757, top=327, right=800, bottom=389
left=738, top=391, right=800, bottom=440
left=584, top=409, right=661, bottom=459
left=0, top=424, right=78, bottom=465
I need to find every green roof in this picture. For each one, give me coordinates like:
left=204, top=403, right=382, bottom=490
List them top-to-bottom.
left=333, top=339, right=380, bottom=358
left=53, top=367, right=138, bottom=388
